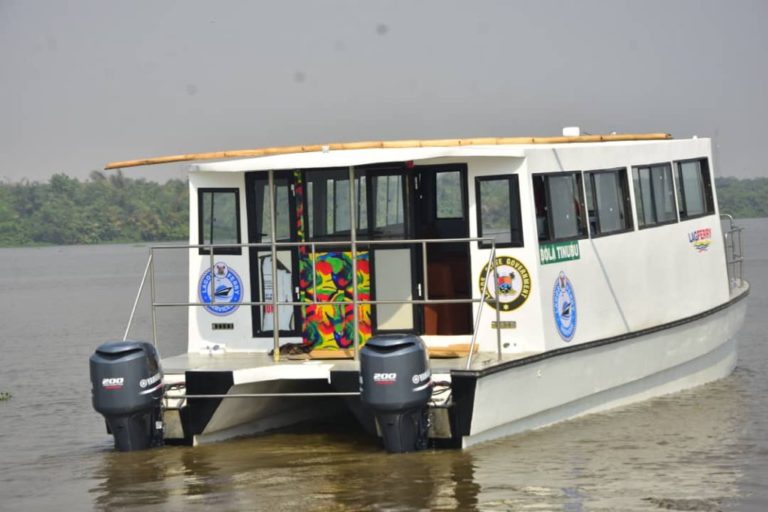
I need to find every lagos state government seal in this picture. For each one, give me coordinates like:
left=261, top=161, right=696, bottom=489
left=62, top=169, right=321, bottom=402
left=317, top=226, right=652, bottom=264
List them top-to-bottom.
left=478, top=256, right=531, bottom=311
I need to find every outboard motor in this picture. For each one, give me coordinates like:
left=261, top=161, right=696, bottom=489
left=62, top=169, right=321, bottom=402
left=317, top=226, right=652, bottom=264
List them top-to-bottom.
left=360, top=334, right=432, bottom=453
left=90, top=341, right=164, bottom=451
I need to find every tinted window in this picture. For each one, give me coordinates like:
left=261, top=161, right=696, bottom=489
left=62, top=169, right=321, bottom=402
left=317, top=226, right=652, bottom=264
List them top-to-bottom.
left=676, top=158, right=714, bottom=219
left=632, top=163, right=677, bottom=228
left=585, top=168, right=633, bottom=236
left=305, top=169, right=368, bottom=239
left=436, top=170, right=464, bottom=219
left=533, top=172, right=587, bottom=242
left=372, top=174, right=405, bottom=235
left=476, top=175, right=523, bottom=248
left=252, top=176, right=292, bottom=242
left=198, top=188, right=241, bottom=254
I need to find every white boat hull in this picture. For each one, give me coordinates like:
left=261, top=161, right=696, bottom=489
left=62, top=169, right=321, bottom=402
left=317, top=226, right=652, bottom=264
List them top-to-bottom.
left=163, top=285, right=748, bottom=449
left=459, top=286, right=748, bottom=448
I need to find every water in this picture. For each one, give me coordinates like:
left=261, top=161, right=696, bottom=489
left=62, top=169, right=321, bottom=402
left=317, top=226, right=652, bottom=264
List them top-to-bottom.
left=0, top=220, right=766, bottom=511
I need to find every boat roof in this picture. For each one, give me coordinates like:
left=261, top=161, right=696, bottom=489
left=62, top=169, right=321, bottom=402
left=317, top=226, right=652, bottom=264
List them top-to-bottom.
left=104, top=133, right=672, bottom=172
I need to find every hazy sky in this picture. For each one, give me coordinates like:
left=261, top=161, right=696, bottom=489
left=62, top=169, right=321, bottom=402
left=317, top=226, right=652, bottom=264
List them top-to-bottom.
left=1, top=0, right=767, bottom=182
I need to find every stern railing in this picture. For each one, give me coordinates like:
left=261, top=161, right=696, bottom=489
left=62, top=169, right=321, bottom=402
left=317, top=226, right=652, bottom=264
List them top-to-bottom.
left=720, top=213, right=744, bottom=290
left=122, top=237, right=503, bottom=369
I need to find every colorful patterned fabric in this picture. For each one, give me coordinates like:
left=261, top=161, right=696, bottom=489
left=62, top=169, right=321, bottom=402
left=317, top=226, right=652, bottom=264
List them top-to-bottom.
left=293, top=170, right=306, bottom=246
left=299, top=251, right=372, bottom=349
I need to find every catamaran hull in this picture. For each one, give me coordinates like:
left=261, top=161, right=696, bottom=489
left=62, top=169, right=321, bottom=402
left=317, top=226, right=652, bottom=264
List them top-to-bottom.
left=164, top=287, right=747, bottom=449
left=451, top=287, right=748, bottom=448
left=164, top=375, right=351, bottom=446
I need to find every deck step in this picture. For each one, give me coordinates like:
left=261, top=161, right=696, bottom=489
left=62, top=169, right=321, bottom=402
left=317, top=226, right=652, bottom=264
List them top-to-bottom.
left=284, top=344, right=478, bottom=360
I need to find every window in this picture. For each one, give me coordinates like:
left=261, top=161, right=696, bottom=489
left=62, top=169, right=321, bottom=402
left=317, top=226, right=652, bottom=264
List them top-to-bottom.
left=676, top=158, right=714, bottom=219
left=632, top=163, right=678, bottom=228
left=304, top=168, right=408, bottom=241
left=585, top=168, right=633, bottom=236
left=305, top=169, right=368, bottom=239
left=436, top=170, right=464, bottom=219
left=533, top=172, right=587, bottom=242
left=246, top=173, right=297, bottom=335
left=372, top=173, right=405, bottom=236
left=475, top=175, right=523, bottom=248
left=251, top=176, right=292, bottom=242
left=198, top=188, right=241, bottom=254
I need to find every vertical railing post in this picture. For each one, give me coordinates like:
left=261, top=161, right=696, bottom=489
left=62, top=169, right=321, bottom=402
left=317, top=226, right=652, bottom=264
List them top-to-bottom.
left=349, top=166, right=359, bottom=360
left=268, top=169, right=280, bottom=361
left=421, top=241, right=428, bottom=301
left=209, top=243, right=215, bottom=310
left=149, top=247, right=158, bottom=350
left=492, top=249, right=502, bottom=360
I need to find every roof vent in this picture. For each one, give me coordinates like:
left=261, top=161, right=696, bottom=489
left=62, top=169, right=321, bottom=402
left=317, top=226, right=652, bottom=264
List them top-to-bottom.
left=562, top=126, right=581, bottom=137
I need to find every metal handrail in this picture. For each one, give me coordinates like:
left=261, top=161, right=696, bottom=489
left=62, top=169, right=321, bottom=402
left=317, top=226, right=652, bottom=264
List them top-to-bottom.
left=720, top=213, right=745, bottom=289
left=124, top=236, right=504, bottom=366
left=466, top=247, right=496, bottom=369
left=122, top=253, right=153, bottom=342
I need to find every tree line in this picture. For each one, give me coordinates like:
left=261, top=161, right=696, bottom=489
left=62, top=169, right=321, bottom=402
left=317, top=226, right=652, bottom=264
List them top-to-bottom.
left=0, top=171, right=188, bottom=246
left=0, top=174, right=764, bottom=247
left=713, top=177, right=768, bottom=219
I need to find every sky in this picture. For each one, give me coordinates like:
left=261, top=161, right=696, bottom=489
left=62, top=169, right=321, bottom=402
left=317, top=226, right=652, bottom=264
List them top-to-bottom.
left=1, top=0, right=767, bottom=182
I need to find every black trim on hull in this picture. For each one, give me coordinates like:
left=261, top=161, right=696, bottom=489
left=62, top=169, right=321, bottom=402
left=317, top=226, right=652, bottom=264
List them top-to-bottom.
left=452, top=287, right=749, bottom=379
left=329, top=370, right=359, bottom=392
left=330, top=370, right=378, bottom=435
left=181, top=371, right=234, bottom=440
left=449, top=375, right=476, bottom=440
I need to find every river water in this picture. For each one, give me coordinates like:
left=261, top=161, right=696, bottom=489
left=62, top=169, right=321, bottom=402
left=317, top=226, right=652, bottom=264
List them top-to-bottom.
left=0, top=219, right=766, bottom=511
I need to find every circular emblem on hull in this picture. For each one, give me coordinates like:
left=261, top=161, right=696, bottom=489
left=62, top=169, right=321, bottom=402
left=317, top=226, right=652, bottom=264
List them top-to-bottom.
left=478, top=256, right=531, bottom=311
left=198, top=262, right=243, bottom=316
left=552, top=271, right=576, bottom=341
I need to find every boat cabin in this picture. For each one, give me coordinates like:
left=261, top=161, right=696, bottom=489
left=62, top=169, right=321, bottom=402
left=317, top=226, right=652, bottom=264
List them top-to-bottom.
left=182, top=133, right=730, bottom=358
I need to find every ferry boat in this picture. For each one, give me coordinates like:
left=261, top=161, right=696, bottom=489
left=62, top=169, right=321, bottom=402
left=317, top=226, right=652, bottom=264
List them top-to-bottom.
left=89, top=131, right=748, bottom=452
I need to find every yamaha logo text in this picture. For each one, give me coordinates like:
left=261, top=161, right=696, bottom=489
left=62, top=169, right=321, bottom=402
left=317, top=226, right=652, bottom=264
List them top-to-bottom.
left=411, top=370, right=431, bottom=384
left=139, top=373, right=161, bottom=389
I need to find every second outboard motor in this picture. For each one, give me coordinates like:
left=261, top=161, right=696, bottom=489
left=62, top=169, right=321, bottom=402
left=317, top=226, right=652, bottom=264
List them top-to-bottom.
left=360, top=334, right=432, bottom=453
left=90, top=341, right=164, bottom=451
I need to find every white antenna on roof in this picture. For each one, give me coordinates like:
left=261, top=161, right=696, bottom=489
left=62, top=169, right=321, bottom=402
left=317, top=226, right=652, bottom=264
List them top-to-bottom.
left=562, top=126, right=581, bottom=137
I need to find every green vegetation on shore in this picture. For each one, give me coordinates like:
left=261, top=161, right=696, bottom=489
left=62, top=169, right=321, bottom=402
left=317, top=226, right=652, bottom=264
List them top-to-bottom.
left=0, top=172, right=187, bottom=246
left=0, top=174, right=764, bottom=248
left=714, top=177, right=768, bottom=219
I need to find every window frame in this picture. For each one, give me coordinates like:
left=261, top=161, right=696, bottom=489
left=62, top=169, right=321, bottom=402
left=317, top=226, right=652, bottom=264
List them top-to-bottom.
left=675, top=157, right=715, bottom=220
left=631, top=162, right=679, bottom=230
left=585, top=167, right=634, bottom=238
left=304, top=168, right=360, bottom=241
left=434, top=168, right=467, bottom=220
left=368, top=170, right=408, bottom=238
left=244, top=171, right=301, bottom=337
left=533, top=171, right=589, bottom=243
left=475, top=174, right=524, bottom=249
left=197, top=187, right=242, bottom=255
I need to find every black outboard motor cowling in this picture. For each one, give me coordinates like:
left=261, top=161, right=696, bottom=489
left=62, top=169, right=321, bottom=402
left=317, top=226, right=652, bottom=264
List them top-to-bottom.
left=360, top=334, right=432, bottom=453
left=90, top=341, right=164, bottom=451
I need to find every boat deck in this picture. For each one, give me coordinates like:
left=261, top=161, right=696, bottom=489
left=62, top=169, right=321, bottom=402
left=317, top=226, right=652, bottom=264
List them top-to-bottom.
left=161, top=349, right=540, bottom=375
